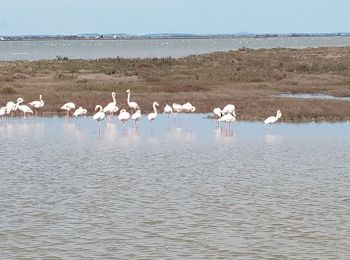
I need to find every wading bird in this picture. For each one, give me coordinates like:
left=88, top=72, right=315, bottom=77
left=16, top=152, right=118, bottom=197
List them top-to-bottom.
left=126, top=89, right=139, bottom=112
left=103, top=92, right=117, bottom=120
left=29, top=94, right=44, bottom=116
left=16, top=98, right=34, bottom=119
left=6, top=100, right=16, bottom=116
left=60, top=102, right=76, bottom=117
left=148, top=102, right=159, bottom=124
left=163, top=104, right=173, bottom=117
left=222, top=104, right=236, bottom=117
left=93, top=105, right=105, bottom=135
left=73, top=106, right=87, bottom=117
left=118, top=109, right=130, bottom=124
left=131, top=109, right=141, bottom=127
left=264, top=110, right=282, bottom=125
left=218, top=112, right=236, bottom=131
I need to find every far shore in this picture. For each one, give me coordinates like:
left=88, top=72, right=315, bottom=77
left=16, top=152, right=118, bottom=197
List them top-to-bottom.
left=1, top=46, right=350, bottom=122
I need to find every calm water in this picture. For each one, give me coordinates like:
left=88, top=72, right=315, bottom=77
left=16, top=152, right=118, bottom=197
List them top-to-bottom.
left=1, top=36, right=350, bottom=60
left=278, top=93, right=350, bottom=101
left=0, top=114, right=350, bottom=259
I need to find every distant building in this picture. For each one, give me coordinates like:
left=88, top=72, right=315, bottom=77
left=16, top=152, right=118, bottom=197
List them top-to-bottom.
left=0, top=37, right=5, bottom=41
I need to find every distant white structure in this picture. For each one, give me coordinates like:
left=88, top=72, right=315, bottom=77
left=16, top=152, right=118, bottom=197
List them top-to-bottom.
left=0, top=37, right=5, bottom=41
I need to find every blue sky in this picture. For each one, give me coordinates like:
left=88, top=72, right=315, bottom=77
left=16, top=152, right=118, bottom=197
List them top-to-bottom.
left=1, top=0, right=349, bottom=35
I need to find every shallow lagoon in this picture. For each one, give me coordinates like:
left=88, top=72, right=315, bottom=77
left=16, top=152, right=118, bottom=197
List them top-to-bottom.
left=0, top=114, right=350, bottom=258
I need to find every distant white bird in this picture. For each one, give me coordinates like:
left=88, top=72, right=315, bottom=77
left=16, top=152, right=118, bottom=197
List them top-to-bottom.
left=126, top=89, right=139, bottom=112
left=103, top=92, right=117, bottom=118
left=29, top=95, right=44, bottom=116
left=29, top=95, right=44, bottom=108
left=16, top=98, right=33, bottom=119
left=6, top=101, right=16, bottom=115
left=148, top=101, right=159, bottom=123
left=60, top=102, right=76, bottom=117
left=181, top=102, right=196, bottom=113
left=172, top=103, right=182, bottom=113
left=163, top=104, right=173, bottom=117
left=222, top=104, right=236, bottom=117
left=93, top=105, right=105, bottom=134
left=0, top=106, right=6, bottom=120
left=73, top=106, right=87, bottom=117
left=213, top=107, right=223, bottom=118
left=213, top=107, right=223, bottom=128
left=118, top=109, right=130, bottom=124
left=131, top=109, right=141, bottom=126
left=264, top=110, right=282, bottom=125
left=218, top=112, right=236, bottom=130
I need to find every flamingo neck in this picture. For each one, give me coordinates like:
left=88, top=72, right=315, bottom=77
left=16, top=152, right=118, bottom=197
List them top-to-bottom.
left=127, top=91, right=130, bottom=105
left=153, top=104, right=157, bottom=115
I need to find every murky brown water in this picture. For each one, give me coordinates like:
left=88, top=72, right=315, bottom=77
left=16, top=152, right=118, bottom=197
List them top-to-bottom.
left=0, top=115, right=349, bottom=259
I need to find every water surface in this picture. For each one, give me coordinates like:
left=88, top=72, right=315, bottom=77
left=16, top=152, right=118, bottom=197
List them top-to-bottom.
left=1, top=36, right=350, bottom=60
left=278, top=93, right=350, bottom=101
left=0, top=115, right=349, bottom=259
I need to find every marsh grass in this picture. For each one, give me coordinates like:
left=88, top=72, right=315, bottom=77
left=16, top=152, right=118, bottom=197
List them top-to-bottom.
left=2, top=47, right=350, bottom=121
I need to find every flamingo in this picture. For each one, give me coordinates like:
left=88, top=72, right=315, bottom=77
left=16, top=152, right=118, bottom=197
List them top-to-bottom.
left=126, top=89, right=139, bottom=112
left=103, top=92, right=117, bottom=120
left=29, top=94, right=44, bottom=116
left=16, top=98, right=34, bottom=119
left=5, top=101, right=16, bottom=116
left=148, top=101, right=159, bottom=124
left=60, top=102, right=76, bottom=117
left=181, top=102, right=195, bottom=129
left=182, top=102, right=196, bottom=113
left=172, top=103, right=183, bottom=124
left=172, top=103, right=182, bottom=113
left=163, top=104, right=173, bottom=117
left=222, top=104, right=236, bottom=117
left=92, top=105, right=105, bottom=134
left=0, top=106, right=6, bottom=121
left=73, top=106, right=87, bottom=117
left=213, top=107, right=223, bottom=128
left=118, top=109, right=130, bottom=125
left=131, top=109, right=141, bottom=127
left=264, top=110, right=282, bottom=125
left=218, top=112, right=236, bottom=131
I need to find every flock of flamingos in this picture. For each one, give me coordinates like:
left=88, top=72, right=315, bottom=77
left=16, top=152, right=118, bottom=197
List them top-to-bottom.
left=0, top=89, right=282, bottom=131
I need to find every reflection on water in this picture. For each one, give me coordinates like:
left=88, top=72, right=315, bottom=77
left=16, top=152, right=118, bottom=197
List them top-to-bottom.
left=0, top=115, right=350, bottom=259
left=264, top=133, right=283, bottom=144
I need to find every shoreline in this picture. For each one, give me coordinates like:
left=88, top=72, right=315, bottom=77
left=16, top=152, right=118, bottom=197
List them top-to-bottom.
left=1, top=46, right=350, bottom=122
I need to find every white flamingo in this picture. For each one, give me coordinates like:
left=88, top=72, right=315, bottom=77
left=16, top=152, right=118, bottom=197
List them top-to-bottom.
left=126, top=89, right=139, bottom=112
left=103, top=92, right=117, bottom=119
left=29, top=94, right=44, bottom=116
left=16, top=98, right=34, bottom=119
left=6, top=101, right=16, bottom=116
left=148, top=101, right=159, bottom=124
left=60, top=102, right=76, bottom=117
left=181, top=102, right=195, bottom=129
left=182, top=102, right=196, bottom=113
left=163, top=104, right=173, bottom=117
left=222, top=104, right=236, bottom=117
left=93, top=105, right=105, bottom=134
left=0, top=106, right=6, bottom=121
left=73, top=106, right=87, bottom=117
left=213, top=107, right=223, bottom=128
left=118, top=109, right=130, bottom=124
left=131, top=109, right=141, bottom=127
left=264, top=110, right=282, bottom=125
left=218, top=112, right=236, bottom=131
